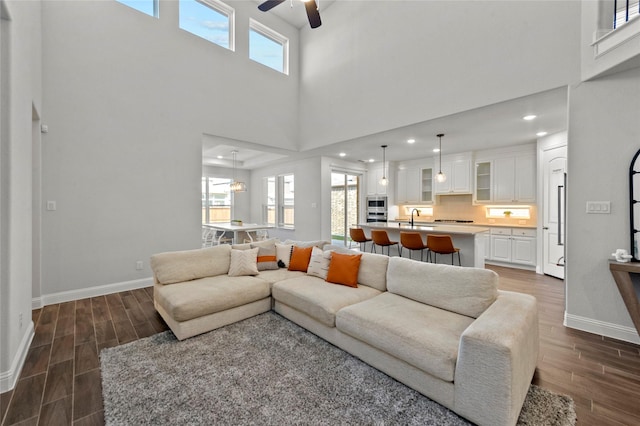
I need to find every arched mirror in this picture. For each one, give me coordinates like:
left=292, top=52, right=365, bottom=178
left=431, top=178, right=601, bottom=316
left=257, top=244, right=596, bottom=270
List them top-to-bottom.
left=630, top=148, right=640, bottom=261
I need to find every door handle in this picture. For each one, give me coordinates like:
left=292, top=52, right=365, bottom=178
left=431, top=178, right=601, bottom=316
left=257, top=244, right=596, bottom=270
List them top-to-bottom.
left=557, top=185, right=564, bottom=246
left=543, top=227, right=549, bottom=230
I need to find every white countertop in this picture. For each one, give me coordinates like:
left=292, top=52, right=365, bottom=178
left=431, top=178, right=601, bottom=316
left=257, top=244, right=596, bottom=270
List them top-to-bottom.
left=390, top=218, right=536, bottom=229
left=360, top=222, right=490, bottom=235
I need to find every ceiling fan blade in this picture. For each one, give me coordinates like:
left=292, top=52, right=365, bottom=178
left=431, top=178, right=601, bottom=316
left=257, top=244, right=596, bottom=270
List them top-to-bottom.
left=258, top=0, right=286, bottom=12
left=304, top=0, right=322, bottom=28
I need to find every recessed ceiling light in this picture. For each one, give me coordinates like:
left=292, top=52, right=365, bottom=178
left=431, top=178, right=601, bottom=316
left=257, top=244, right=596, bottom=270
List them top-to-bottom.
left=523, top=115, right=537, bottom=121
left=536, top=131, right=548, bottom=137
left=407, top=139, right=415, bottom=144
left=433, top=148, right=440, bottom=153
left=339, top=152, right=346, bottom=157
left=217, top=155, right=223, bottom=159
left=369, top=158, right=375, bottom=163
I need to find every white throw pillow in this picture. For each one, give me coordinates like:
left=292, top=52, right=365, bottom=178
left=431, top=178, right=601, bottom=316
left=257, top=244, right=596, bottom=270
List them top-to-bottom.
left=275, top=243, right=294, bottom=268
left=306, top=247, right=332, bottom=279
left=228, top=248, right=259, bottom=277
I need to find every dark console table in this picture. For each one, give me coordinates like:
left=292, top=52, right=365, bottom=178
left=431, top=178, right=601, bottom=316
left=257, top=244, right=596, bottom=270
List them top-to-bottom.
left=609, top=261, right=640, bottom=336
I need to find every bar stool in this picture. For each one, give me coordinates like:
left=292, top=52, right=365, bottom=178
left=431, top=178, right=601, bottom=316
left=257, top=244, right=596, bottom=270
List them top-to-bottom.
left=349, top=228, right=373, bottom=252
left=371, top=229, right=400, bottom=256
left=400, top=232, right=429, bottom=261
left=426, top=234, right=461, bottom=265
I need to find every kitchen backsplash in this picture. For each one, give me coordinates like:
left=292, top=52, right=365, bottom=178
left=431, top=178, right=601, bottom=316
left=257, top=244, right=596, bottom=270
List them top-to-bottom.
left=398, top=194, right=537, bottom=227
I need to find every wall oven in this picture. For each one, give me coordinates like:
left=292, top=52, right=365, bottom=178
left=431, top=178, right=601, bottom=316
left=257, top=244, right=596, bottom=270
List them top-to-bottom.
left=366, top=196, right=388, bottom=223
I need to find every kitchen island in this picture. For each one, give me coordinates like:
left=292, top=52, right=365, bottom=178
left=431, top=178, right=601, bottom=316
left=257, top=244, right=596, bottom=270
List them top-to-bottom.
left=359, top=223, right=489, bottom=268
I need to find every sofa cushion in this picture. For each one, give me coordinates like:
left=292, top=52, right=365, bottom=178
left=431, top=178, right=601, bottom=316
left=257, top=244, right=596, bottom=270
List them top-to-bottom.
left=284, top=240, right=330, bottom=249
left=251, top=243, right=279, bottom=271
left=275, top=243, right=294, bottom=268
left=151, top=244, right=231, bottom=285
left=288, top=246, right=313, bottom=272
left=306, top=247, right=332, bottom=279
left=228, top=248, right=259, bottom=277
left=326, top=252, right=362, bottom=288
left=356, top=252, right=389, bottom=292
left=386, top=257, right=498, bottom=319
left=256, top=269, right=306, bottom=287
left=154, top=275, right=270, bottom=322
left=272, top=276, right=381, bottom=327
left=336, top=292, right=474, bottom=382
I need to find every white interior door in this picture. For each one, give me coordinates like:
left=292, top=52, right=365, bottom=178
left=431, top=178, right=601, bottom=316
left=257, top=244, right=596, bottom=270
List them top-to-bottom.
left=542, top=145, right=567, bottom=279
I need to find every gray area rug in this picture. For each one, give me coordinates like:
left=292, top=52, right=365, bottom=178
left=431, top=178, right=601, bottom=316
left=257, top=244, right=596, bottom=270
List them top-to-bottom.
left=101, top=312, right=576, bottom=425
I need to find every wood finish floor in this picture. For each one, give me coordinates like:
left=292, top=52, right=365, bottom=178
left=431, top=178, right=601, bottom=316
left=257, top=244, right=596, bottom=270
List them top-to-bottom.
left=1, top=266, right=640, bottom=425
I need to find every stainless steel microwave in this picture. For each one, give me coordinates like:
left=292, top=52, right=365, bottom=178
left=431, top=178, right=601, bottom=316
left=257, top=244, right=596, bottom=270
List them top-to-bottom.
left=366, top=196, right=387, bottom=209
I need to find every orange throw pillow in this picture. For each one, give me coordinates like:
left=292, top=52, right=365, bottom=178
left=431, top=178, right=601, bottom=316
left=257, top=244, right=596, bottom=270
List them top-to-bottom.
left=288, top=246, right=314, bottom=272
left=326, top=252, right=362, bottom=288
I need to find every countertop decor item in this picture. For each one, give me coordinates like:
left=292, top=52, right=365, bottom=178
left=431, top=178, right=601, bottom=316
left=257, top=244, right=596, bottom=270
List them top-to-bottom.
left=504, top=210, right=512, bottom=217
left=612, top=248, right=633, bottom=262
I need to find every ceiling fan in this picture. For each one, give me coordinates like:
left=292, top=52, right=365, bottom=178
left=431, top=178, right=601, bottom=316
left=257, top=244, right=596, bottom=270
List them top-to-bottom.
left=258, top=0, right=322, bottom=29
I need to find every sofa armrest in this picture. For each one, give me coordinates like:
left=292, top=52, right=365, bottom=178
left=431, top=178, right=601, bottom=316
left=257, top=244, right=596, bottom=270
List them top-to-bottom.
left=454, top=290, right=538, bottom=426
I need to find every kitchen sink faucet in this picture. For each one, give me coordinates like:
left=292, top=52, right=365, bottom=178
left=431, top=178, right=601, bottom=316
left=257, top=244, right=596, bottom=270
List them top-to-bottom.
left=411, top=208, right=420, bottom=228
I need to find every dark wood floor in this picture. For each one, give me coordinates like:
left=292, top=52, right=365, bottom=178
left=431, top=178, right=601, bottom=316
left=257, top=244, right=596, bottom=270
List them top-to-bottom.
left=1, top=266, right=639, bottom=425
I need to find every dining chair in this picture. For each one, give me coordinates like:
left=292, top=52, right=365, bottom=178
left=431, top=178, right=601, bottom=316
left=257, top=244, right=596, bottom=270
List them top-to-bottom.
left=349, top=228, right=373, bottom=252
left=371, top=229, right=400, bottom=256
left=400, top=232, right=429, bottom=261
left=426, top=234, right=461, bottom=265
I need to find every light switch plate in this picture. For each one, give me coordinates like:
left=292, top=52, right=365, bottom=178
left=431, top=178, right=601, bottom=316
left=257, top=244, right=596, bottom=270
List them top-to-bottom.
left=46, top=201, right=56, bottom=211
left=586, top=201, right=610, bottom=214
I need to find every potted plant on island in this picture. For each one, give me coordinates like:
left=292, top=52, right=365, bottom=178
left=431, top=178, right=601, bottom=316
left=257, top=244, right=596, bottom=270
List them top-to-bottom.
left=503, top=210, right=512, bottom=218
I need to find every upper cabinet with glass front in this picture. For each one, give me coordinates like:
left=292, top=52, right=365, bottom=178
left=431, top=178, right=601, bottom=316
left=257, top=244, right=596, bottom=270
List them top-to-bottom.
left=473, top=145, right=536, bottom=204
left=395, top=158, right=434, bottom=204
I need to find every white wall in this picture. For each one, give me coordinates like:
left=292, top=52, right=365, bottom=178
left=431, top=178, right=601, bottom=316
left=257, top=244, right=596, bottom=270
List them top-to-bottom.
left=0, top=0, right=42, bottom=392
left=38, top=0, right=299, bottom=300
left=299, top=0, right=581, bottom=149
left=566, top=66, right=640, bottom=344
left=250, top=157, right=324, bottom=241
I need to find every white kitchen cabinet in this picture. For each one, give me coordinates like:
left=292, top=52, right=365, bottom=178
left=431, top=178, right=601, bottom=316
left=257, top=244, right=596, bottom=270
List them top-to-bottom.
left=492, top=154, right=536, bottom=203
left=514, top=154, right=536, bottom=202
left=435, top=157, right=471, bottom=195
left=367, top=165, right=388, bottom=196
left=396, top=167, right=420, bottom=203
left=488, top=227, right=536, bottom=267
left=483, top=232, right=491, bottom=260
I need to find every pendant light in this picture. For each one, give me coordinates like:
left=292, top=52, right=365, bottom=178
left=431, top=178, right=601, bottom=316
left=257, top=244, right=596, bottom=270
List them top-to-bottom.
left=435, top=134, right=446, bottom=183
left=379, top=144, right=388, bottom=186
left=230, top=150, right=247, bottom=192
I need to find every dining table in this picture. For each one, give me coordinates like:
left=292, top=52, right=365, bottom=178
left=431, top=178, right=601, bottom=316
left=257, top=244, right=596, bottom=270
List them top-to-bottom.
left=203, top=222, right=274, bottom=245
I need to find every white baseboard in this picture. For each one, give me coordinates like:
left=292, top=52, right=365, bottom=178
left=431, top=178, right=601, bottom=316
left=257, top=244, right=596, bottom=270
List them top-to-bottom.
left=32, top=277, right=154, bottom=309
left=564, top=312, right=640, bottom=345
left=0, top=321, right=35, bottom=393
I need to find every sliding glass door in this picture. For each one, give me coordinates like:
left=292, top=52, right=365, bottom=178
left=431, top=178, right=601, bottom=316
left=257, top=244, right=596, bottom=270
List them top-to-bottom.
left=331, top=172, right=360, bottom=246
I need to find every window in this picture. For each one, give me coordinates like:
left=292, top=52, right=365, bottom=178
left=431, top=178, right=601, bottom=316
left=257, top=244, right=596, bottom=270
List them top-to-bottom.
left=116, top=0, right=158, bottom=17
left=179, top=0, right=235, bottom=50
left=249, top=19, right=288, bottom=74
left=262, top=174, right=294, bottom=228
left=279, top=174, right=295, bottom=228
left=202, top=177, right=232, bottom=223
left=263, top=177, right=276, bottom=226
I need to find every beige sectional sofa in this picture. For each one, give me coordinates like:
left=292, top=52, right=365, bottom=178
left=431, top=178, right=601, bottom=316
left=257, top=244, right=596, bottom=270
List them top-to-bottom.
left=150, top=240, right=538, bottom=426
